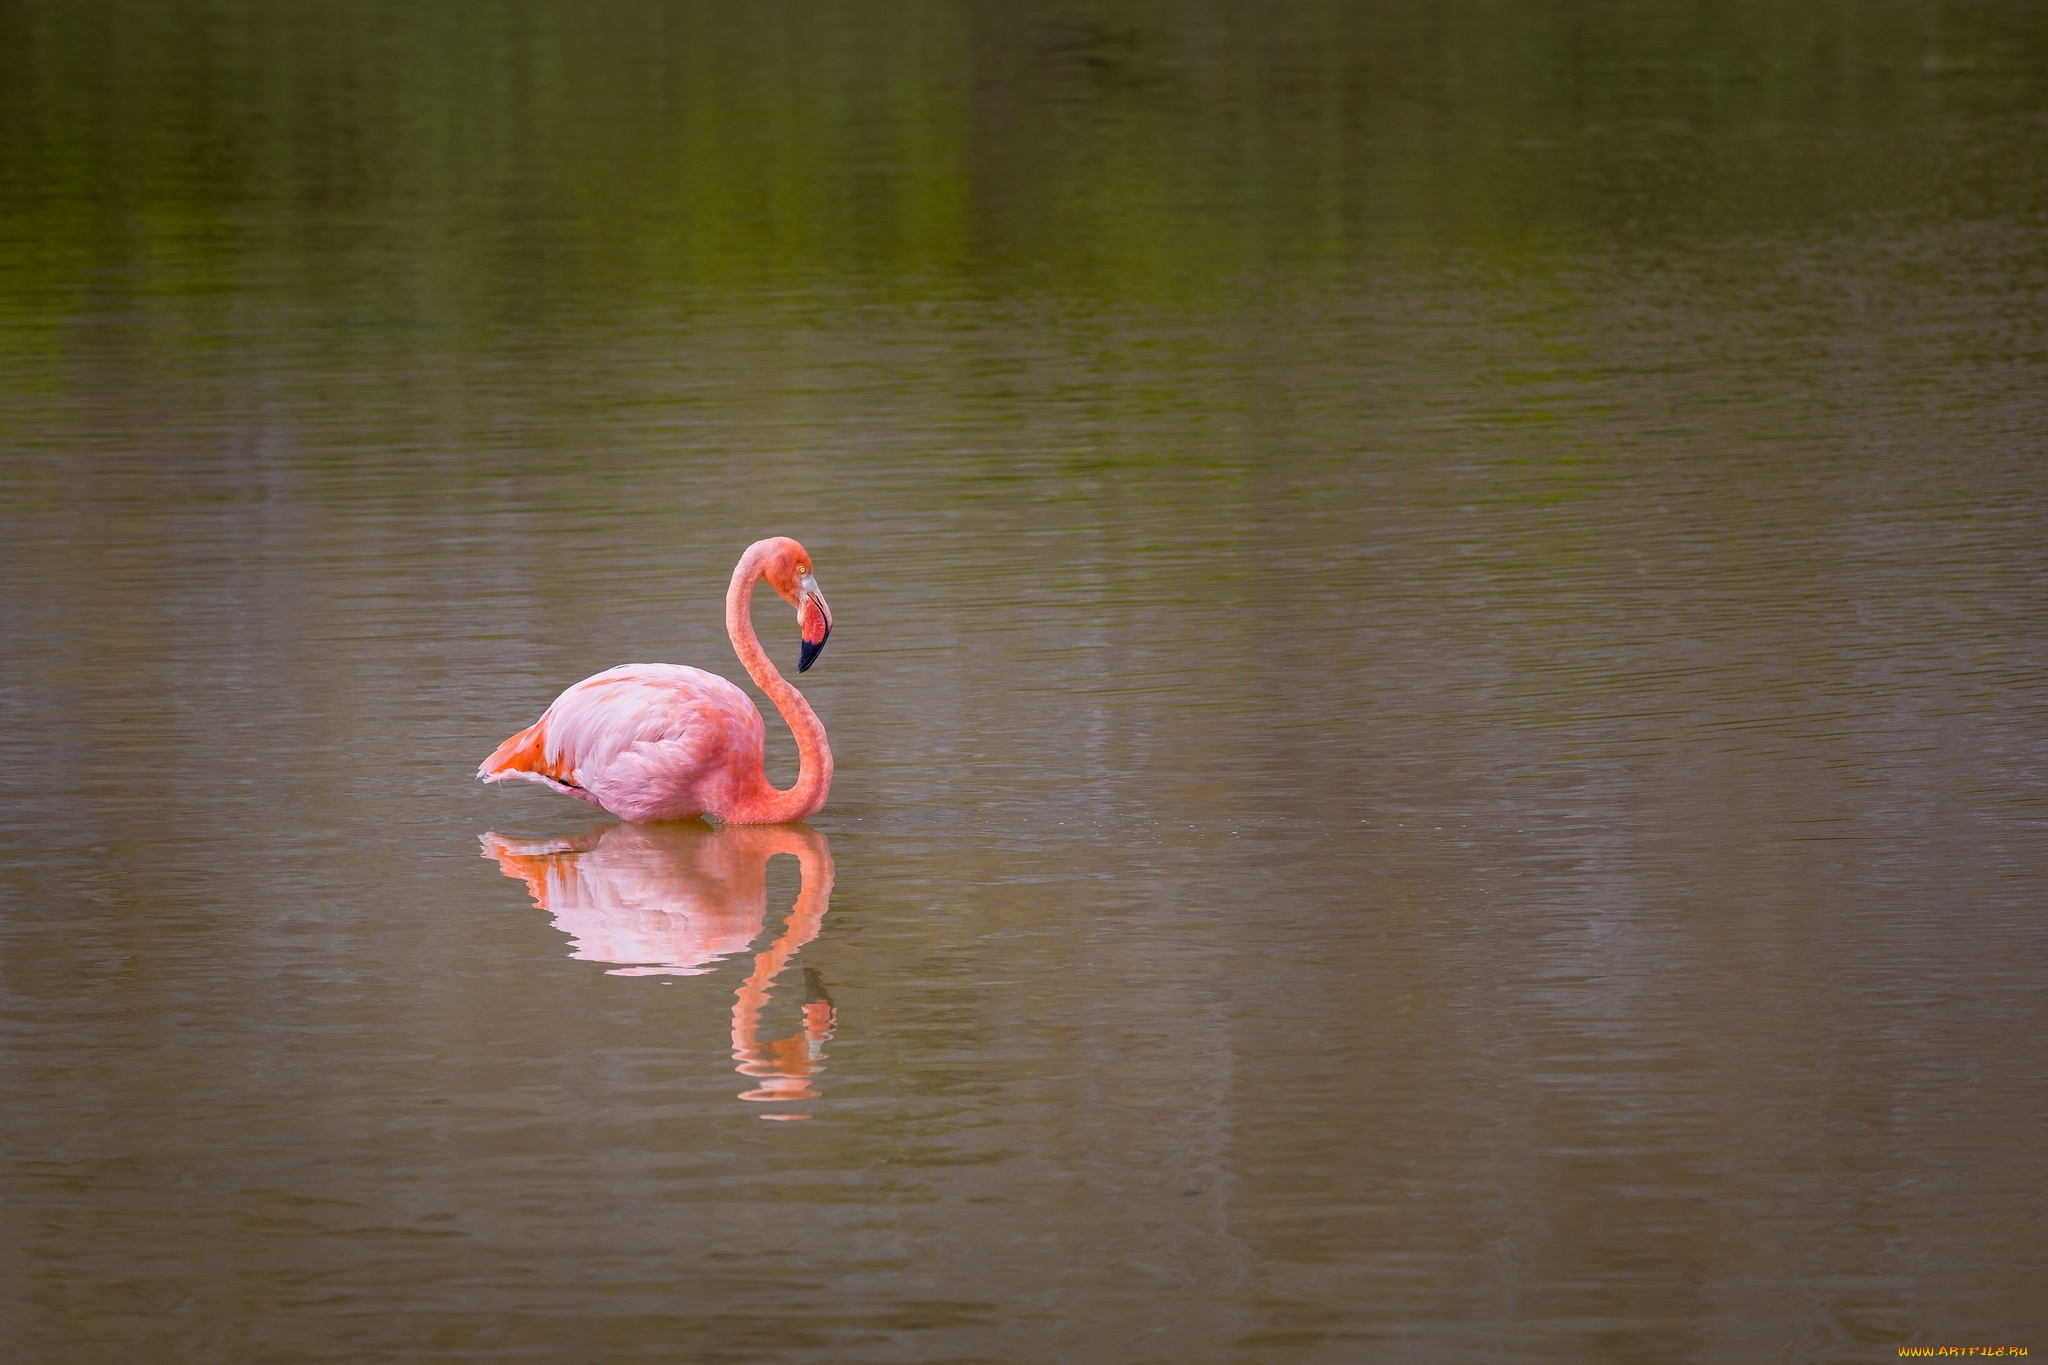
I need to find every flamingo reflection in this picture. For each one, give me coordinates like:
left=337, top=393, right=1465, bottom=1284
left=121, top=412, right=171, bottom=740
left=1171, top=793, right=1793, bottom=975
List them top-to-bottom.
left=480, top=822, right=837, bottom=1117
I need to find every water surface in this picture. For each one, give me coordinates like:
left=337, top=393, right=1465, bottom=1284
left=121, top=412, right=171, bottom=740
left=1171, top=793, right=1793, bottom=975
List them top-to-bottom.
left=3, top=2, right=2046, bottom=1360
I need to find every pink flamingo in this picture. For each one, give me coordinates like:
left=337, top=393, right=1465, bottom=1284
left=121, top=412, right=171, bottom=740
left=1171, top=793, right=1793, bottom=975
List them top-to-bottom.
left=478, top=537, right=834, bottom=824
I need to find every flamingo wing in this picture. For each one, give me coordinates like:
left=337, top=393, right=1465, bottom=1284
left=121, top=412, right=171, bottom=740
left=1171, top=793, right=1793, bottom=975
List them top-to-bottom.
left=479, top=664, right=765, bottom=822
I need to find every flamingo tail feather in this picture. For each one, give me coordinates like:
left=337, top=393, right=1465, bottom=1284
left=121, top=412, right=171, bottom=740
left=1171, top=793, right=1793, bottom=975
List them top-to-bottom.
left=478, top=720, right=589, bottom=798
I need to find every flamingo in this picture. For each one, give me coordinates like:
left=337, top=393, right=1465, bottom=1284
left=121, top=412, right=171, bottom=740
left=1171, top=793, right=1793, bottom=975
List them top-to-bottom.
left=478, top=536, right=833, bottom=824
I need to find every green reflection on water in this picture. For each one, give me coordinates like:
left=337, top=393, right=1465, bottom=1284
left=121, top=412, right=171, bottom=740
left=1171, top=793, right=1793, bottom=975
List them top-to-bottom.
left=3, top=0, right=2046, bottom=341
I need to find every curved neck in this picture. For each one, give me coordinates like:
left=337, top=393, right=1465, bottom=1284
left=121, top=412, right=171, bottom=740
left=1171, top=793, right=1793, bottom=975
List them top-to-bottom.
left=724, top=546, right=833, bottom=824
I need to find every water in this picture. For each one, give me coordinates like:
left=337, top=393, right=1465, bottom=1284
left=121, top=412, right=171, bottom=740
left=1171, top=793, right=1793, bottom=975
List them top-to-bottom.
left=3, top=2, right=2046, bottom=1360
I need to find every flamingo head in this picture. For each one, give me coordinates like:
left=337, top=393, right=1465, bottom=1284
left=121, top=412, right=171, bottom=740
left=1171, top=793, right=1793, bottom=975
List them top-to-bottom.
left=759, top=537, right=833, bottom=673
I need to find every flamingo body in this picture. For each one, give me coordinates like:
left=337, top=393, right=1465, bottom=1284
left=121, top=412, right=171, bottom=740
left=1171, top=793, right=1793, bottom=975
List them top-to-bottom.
left=479, top=537, right=834, bottom=824
left=480, top=664, right=769, bottom=823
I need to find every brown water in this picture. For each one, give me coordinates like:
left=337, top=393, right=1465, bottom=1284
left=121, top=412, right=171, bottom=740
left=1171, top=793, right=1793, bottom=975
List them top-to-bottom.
left=4, top=2, right=2047, bottom=1360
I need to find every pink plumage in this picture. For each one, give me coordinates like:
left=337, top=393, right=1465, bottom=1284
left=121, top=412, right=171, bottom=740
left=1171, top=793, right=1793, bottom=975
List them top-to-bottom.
left=479, top=537, right=834, bottom=824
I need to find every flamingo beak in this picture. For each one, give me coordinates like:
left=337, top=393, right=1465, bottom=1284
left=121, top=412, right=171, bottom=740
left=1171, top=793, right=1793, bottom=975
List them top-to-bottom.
left=797, top=573, right=832, bottom=673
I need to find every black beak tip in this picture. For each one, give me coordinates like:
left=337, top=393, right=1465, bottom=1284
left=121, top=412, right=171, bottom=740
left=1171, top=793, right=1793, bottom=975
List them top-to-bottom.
left=799, top=637, right=826, bottom=673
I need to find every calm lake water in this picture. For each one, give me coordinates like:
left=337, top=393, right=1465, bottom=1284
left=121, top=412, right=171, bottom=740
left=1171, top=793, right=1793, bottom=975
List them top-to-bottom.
left=3, top=2, right=2046, bottom=1361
